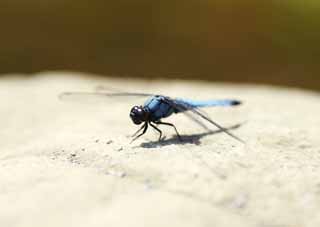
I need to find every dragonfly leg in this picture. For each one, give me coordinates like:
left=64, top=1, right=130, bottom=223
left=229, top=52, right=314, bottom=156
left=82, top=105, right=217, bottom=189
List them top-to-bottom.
left=155, top=121, right=182, bottom=141
left=131, top=122, right=148, bottom=143
left=149, top=122, right=163, bottom=141
left=132, top=123, right=146, bottom=137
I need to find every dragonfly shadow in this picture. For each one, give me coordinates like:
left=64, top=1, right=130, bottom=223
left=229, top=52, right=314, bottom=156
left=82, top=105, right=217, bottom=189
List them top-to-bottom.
left=140, top=123, right=243, bottom=148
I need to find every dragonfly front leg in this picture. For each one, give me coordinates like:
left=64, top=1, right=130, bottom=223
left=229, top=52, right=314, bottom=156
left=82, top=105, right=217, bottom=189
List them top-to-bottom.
left=155, top=121, right=182, bottom=141
left=131, top=122, right=148, bottom=143
left=149, top=122, right=163, bottom=141
left=132, top=123, right=147, bottom=137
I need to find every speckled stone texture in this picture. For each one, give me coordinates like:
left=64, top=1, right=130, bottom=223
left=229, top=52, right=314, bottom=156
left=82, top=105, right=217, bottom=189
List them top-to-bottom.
left=1, top=72, right=320, bottom=227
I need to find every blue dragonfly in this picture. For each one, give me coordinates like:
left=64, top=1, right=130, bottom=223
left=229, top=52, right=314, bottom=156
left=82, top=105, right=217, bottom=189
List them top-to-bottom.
left=59, top=89, right=244, bottom=144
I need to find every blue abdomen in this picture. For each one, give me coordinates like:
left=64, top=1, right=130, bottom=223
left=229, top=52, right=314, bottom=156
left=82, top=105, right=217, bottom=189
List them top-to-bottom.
left=144, top=96, right=241, bottom=121
left=176, top=98, right=241, bottom=108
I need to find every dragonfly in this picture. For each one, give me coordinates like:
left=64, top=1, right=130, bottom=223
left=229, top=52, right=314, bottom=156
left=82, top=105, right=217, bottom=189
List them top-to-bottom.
left=59, top=89, right=244, bottom=144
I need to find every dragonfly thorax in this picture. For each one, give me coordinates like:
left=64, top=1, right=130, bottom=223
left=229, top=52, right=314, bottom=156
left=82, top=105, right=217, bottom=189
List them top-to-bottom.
left=130, top=106, right=148, bottom=125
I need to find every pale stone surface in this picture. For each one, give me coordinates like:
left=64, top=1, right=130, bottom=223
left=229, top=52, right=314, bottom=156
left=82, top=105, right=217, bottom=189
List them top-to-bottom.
left=1, top=72, right=320, bottom=227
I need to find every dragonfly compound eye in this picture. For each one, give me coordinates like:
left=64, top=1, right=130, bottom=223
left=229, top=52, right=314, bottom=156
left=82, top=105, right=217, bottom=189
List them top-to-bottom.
left=130, top=106, right=146, bottom=124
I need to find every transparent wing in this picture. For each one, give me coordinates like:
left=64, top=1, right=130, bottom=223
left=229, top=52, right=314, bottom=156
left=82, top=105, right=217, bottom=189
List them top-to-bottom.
left=94, top=85, right=125, bottom=93
left=59, top=91, right=155, bottom=103
left=162, top=97, right=245, bottom=144
left=189, top=107, right=245, bottom=144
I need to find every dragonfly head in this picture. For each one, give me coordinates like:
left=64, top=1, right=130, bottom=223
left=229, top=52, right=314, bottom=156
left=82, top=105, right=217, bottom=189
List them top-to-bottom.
left=130, top=106, right=148, bottom=125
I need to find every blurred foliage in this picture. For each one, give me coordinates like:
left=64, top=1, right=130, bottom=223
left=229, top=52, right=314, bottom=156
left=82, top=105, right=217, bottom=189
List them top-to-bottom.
left=0, top=0, right=319, bottom=90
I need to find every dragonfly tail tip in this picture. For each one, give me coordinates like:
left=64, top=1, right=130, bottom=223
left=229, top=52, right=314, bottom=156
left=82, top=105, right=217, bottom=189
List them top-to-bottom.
left=231, top=100, right=242, bottom=106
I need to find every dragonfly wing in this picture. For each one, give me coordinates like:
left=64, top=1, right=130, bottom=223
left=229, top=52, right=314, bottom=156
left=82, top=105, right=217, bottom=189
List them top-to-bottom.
left=95, top=85, right=161, bottom=97
left=59, top=91, right=154, bottom=103
left=163, top=97, right=245, bottom=144
left=188, top=107, right=245, bottom=144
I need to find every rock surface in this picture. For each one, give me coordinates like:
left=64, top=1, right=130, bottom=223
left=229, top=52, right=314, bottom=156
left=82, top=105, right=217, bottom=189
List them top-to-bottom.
left=1, top=72, right=320, bottom=227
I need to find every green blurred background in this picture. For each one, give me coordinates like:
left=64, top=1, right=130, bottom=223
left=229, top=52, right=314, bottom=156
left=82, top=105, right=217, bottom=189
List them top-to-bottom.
left=0, top=0, right=319, bottom=90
